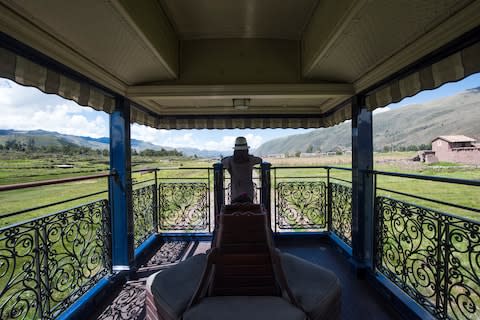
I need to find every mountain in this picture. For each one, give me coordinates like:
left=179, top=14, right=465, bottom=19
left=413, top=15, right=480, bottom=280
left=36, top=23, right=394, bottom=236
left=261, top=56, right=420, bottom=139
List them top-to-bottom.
left=255, top=88, right=480, bottom=155
left=0, top=129, right=107, bottom=149
left=0, top=130, right=222, bottom=157
left=176, top=147, right=224, bottom=158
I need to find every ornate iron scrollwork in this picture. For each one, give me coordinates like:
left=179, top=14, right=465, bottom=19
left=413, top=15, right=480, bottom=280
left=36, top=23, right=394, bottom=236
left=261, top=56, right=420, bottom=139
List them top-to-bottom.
left=224, top=181, right=259, bottom=204
left=276, top=181, right=326, bottom=229
left=158, top=183, right=208, bottom=231
left=330, top=183, right=352, bottom=246
left=132, top=184, right=156, bottom=247
left=376, top=196, right=480, bottom=320
left=0, top=199, right=110, bottom=320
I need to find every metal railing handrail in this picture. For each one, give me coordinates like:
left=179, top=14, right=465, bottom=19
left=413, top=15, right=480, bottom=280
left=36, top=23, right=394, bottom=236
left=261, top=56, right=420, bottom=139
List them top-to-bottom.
left=270, top=165, right=352, bottom=171
left=155, top=166, right=213, bottom=170
left=0, top=168, right=161, bottom=192
left=132, top=168, right=159, bottom=173
left=368, top=169, right=480, bottom=187
left=0, top=172, right=112, bottom=192
left=376, top=186, right=480, bottom=214
left=0, top=189, right=109, bottom=219
left=0, top=198, right=108, bottom=231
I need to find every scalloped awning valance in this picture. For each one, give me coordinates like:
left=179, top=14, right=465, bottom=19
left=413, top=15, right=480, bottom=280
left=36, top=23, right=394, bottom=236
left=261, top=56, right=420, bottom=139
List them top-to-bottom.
left=1, top=40, right=479, bottom=129
left=365, top=42, right=480, bottom=111
left=0, top=47, right=115, bottom=114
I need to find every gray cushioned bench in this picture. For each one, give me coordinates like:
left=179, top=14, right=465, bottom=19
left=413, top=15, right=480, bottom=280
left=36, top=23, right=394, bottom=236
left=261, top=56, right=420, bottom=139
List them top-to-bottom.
left=146, top=252, right=341, bottom=320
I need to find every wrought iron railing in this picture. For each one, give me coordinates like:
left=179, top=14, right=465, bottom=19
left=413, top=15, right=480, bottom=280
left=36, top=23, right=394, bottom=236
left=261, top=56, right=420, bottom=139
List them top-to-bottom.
left=5, top=163, right=478, bottom=320
left=223, top=166, right=262, bottom=204
left=270, top=166, right=352, bottom=233
left=157, top=167, right=212, bottom=232
left=223, top=167, right=261, bottom=204
left=373, top=171, right=480, bottom=320
left=223, top=180, right=261, bottom=204
left=276, top=181, right=327, bottom=229
left=329, top=182, right=353, bottom=246
left=132, top=183, right=157, bottom=247
left=0, top=199, right=111, bottom=320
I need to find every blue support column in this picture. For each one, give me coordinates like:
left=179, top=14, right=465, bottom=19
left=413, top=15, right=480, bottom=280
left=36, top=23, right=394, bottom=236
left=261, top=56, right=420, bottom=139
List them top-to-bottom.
left=351, top=95, right=375, bottom=274
left=109, top=97, right=134, bottom=272
left=213, top=162, right=224, bottom=226
left=260, top=162, right=272, bottom=225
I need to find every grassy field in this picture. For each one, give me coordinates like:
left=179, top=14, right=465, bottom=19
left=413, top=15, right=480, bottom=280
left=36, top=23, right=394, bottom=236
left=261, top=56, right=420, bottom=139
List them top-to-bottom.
left=0, top=151, right=479, bottom=227
left=0, top=151, right=479, bottom=319
left=0, top=152, right=212, bottom=226
left=266, top=152, right=480, bottom=220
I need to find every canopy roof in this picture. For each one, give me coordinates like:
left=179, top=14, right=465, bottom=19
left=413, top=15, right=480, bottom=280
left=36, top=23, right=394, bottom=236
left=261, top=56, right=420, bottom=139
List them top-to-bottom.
left=0, top=0, right=479, bottom=129
left=434, top=135, right=477, bottom=143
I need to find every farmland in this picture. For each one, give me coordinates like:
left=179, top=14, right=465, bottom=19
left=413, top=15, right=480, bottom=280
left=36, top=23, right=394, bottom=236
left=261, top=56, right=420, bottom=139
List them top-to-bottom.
left=0, top=151, right=479, bottom=227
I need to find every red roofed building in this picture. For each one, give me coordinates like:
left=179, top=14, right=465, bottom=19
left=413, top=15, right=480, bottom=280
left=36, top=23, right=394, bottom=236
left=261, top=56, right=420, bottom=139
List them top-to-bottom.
left=431, top=135, right=480, bottom=164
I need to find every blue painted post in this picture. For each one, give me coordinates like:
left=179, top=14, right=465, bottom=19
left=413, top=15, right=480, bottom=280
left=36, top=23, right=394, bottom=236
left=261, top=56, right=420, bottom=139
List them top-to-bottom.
left=351, top=95, right=374, bottom=274
left=109, top=97, right=134, bottom=272
left=213, top=162, right=224, bottom=227
left=261, top=162, right=272, bottom=225
left=327, top=168, right=332, bottom=232
left=153, top=169, right=158, bottom=232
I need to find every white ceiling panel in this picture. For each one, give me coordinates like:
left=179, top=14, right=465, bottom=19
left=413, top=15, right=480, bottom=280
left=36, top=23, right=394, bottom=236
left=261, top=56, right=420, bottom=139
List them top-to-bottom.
left=161, top=0, right=318, bottom=40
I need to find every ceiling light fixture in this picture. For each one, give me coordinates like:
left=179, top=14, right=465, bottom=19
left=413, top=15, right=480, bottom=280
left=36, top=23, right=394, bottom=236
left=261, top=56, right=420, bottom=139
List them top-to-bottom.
left=233, top=98, right=250, bottom=110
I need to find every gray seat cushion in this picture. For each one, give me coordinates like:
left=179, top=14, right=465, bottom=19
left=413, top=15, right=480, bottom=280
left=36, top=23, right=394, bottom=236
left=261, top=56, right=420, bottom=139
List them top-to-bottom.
left=149, top=253, right=207, bottom=319
left=280, top=253, right=341, bottom=320
left=183, top=296, right=307, bottom=320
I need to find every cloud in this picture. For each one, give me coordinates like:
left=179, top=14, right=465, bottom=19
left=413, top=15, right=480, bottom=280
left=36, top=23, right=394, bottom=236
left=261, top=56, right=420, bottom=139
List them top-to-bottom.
left=0, top=79, right=109, bottom=138
left=0, top=79, right=265, bottom=151
left=0, top=79, right=12, bottom=88
left=373, top=107, right=391, bottom=114
left=131, top=124, right=168, bottom=144
left=131, top=126, right=264, bottom=152
left=203, top=134, right=263, bottom=151
left=204, top=135, right=237, bottom=151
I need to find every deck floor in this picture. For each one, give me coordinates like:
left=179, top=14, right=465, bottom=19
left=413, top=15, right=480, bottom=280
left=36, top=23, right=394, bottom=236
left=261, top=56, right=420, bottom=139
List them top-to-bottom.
left=94, top=239, right=401, bottom=320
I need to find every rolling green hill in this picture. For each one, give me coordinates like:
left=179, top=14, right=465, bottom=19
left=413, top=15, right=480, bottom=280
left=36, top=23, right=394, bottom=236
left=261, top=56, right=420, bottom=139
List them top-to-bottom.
left=255, top=88, right=480, bottom=155
left=0, top=129, right=221, bottom=157
left=0, top=129, right=107, bottom=149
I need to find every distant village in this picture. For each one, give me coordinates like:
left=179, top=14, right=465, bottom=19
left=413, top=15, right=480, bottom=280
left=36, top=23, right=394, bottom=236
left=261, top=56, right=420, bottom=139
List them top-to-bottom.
left=266, top=135, right=480, bottom=165
left=417, top=135, right=480, bottom=165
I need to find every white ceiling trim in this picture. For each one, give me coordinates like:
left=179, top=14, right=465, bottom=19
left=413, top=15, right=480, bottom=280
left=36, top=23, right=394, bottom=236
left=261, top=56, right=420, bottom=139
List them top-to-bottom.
left=109, top=0, right=178, bottom=78
left=302, top=0, right=368, bottom=77
left=353, top=0, right=480, bottom=93
left=0, top=2, right=127, bottom=95
left=127, top=83, right=354, bottom=99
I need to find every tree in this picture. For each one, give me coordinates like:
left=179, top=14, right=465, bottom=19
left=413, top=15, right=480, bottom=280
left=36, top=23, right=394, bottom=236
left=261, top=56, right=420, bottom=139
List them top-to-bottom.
left=27, top=138, right=36, bottom=152
left=5, top=139, right=24, bottom=151
left=419, top=143, right=431, bottom=150
left=306, top=145, right=314, bottom=153
left=295, top=151, right=301, bottom=157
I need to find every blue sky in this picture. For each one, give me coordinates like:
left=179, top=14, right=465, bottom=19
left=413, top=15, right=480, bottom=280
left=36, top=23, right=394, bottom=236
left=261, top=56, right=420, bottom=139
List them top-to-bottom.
left=0, top=73, right=479, bottom=151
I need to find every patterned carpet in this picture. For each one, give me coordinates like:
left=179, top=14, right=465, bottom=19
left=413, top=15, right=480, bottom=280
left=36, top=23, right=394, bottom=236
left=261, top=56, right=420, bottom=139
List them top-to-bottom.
left=95, top=239, right=400, bottom=320
left=96, top=241, right=195, bottom=320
